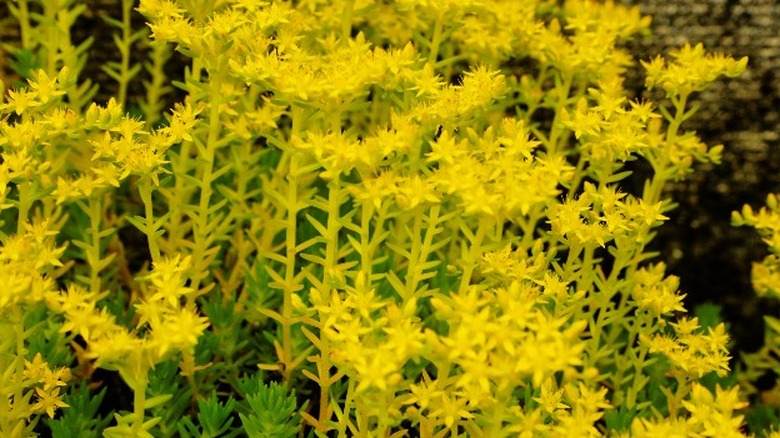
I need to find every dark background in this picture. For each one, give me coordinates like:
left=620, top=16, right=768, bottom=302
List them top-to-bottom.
left=619, top=0, right=780, bottom=354
left=2, top=1, right=779, bottom=355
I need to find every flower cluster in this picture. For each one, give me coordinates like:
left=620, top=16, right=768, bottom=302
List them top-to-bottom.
left=643, top=42, right=748, bottom=98
left=428, top=119, right=573, bottom=218
left=548, top=185, right=669, bottom=248
left=733, top=194, right=780, bottom=298
left=734, top=194, right=780, bottom=426
left=0, top=220, right=63, bottom=312
left=48, top=255, right=208, bottom=383
left=630, top=263, right=686, bottom=317
left=309, top=273, right=425, bottom=397
left=419, top=281, right=588, bottom=420
left=643, top=317, right=731, bottom=379
left=22, top=353, right=72, bottom=418
left=629, top=383, right=747, bottom=438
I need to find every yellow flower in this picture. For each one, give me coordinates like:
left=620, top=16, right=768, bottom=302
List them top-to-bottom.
left=136, top=0, right=185, bottom=21
left=642, top=43, right=748, bottom=98
left=410, top=63, right=445, bottom=97
left=456, top=65, right=506, bottom=113
left=28, top=69, right=67, bottom=104
left=3, top=88, right=39, bottom=115
left=85, top=98, right=124, bottom=130
left=161, top=99, right=202, bottom=143
left=425, top=130, right=468, bottom=165
left=347, top=171, right=399, bottom=210
left=393, top=174, right=440, bottom=210
left=52, top=177, right=81, bottom=204
left=142, top=254, right=194, bottom=308
left=631, top=264, right=686, bottom=316
left=150, top=307, right=210, bottom=358
left=646, top=318, right=731, bottom=378
left=353, top=348, right=402, bottom=393
left=23, top=353, right=49, bottom=384
left=403, top=370, right=443, bottom=412
left=534, top=378, right=568, bottom=415
left=681, top=384, right=748, bottom=437
left=33, top=387, right=69, bottom=418
left=435, top=393, right=477, bottom=429
left=506, top=406, right=547, bottom=438
left=631, top=416, right=692, bottom=438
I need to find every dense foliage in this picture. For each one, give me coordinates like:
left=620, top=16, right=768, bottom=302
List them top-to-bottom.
left=2, top=0, right=773, bottom=437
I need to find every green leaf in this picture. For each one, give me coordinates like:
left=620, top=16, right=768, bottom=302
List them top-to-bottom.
left=102, top=15, right=124, bottom=29
left=9, top=48, right=41, bottom=79
left=101, top=65, right=123, bottom=82
left=305, top=214, right=328, bottom=237
left=124, top=215, right=148, bottom=233
left=299, top=252, right=325, bottom=266
left=386, top=270, right=407, bottom=299
left=693, top=302, right=724, bottom=329
left=239, top=382, right=306, bottom=438
left=46, top=386, right=111, bottom=438
left=199, top=393, right=240, bottom=437
left=145, top=394, right=173, bottom=410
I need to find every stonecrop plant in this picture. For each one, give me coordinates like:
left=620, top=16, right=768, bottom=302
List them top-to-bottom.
left=0, top=0, right=763, bottom=436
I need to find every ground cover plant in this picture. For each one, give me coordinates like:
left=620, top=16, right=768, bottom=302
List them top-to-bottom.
left=2, top=0, right=777, bottom=436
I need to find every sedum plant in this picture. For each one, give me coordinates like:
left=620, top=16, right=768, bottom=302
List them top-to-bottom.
left=0, top=0, right=760, bottom=436
left=734, top=196, right=780, bottom=436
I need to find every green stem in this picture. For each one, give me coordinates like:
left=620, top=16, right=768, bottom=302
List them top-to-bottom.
left=16, top=0, right=32, bottom=50
left=44, top=0, right=57, bottom=75
left=117, top=0, right=134, bottom=107
left=340, top=0, right=355, bottom=41
left=428, top=11, right=444, bottom=65
left=143, top=41, right=171, bottom=128
left=191, top=57, right=203, bottom=84
left=190, top=70, right=224, bottom=293
left=548, top=72, right=574, bottom=155
left=644, top=93, right=689, bottom=205
left=666, top=94, right=689, bottom=144
left=331, top=103, right=342, bottom=134
left=280, top=105, right=305, bottom=382
left=166, top=140, right=194, bottom=252
left=567, top=153, right=589, bottom=198
left=138, top=177, right=161, bottom=263
left=316, top=178, right=344, bottom=424
left=324, top=180, right=342, bottom=272
left=16, top=182, right=31, bottom=234
left=86, top=195, right=104, bottom=294
left=359, top=202, right=375, bottom=281
left=407, top=205, right=443, bottom=300
left=405, top=207, right=424, bottom=299
left=517, top=207, right=540, bottom=249
left=458, top=216, right=490, bottom=293
left=562, top=242, right=583, bottom=276
left=585, top=243, right=630, bottom=370
left=577, top=244, right=595, bottom=292
left=11, top=306, right=26, bottom=429
left=613, top=309, right=650, bottom=408
left=129, top=364, right=149, bottom=435
left=336, top=377, right=356, bottom=436
left=484, top=385, right=511, bottom=436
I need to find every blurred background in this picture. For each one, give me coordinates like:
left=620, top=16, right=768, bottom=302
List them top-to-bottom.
left=620, top=0, right=780, bottom=356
